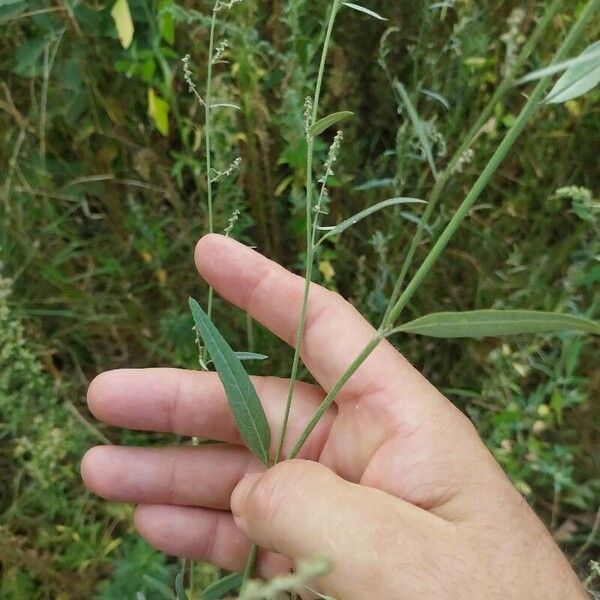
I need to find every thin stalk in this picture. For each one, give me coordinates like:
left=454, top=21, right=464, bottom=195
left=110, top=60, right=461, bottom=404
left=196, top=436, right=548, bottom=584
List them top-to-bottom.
left=275, top=0, right=341, bottom=463
left=290, top=0, right=600, bottom=458
left=381, top=0, right=565, bottom=324
left=386, top=0, right=597, bottom=325
left=192, top=3, right=220, bottom=591
left=205, top=7, right=218, bottom=327
left=40, top=44, right=49, bottom=163
left=245, top=312, right=255, bottom=352
left=288, top=332, right=383, bottom=459
left=242, top=544, right=259, bottom=587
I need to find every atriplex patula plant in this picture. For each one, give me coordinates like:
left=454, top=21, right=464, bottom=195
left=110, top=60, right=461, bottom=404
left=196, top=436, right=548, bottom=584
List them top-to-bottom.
left=179, top=0, right=249, bottom=595
left=187, top=0, right=600, bottom=597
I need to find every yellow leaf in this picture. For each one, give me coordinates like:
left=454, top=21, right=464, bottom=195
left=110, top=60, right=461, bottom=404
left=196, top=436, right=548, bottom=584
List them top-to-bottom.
left=111, top=0, right=134, bottom=49
left=148, top=88, right=170, bottom=136
left=565, top=100, right=581, bottom=117
left=319, top=260, right=335, bottom=282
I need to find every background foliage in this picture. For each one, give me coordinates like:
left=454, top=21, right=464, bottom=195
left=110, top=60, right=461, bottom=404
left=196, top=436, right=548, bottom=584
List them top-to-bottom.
left=1, top=0, right=599, bottom=597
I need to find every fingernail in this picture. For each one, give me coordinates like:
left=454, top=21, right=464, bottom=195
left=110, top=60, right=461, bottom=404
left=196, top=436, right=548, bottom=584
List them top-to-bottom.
left=231, top=472, right=263, bottom=531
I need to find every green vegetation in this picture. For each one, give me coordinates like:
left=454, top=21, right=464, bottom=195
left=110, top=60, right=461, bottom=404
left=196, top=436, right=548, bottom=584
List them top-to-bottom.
left=1, top=0, right=599, bottom=597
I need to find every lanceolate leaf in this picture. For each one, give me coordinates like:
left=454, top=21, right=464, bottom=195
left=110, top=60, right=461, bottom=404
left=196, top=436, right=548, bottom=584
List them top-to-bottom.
left=110, top=0, right=134, bottom=49
left=342, top=2, right=387, bottom=20
left=545, top=40, right=600, bottom=104
left=517, top=43, right=600, bottom=85
left=211, top=102, right=241, bottom=110
left=309, top=111, right=353, bottom=137
left=316, top=197, right=425, bottom=246
left=189, top=298, right=271, bottom=465
left=392, top=310, right=600, bottom=338
left=201, top=573, right=243, bottom=600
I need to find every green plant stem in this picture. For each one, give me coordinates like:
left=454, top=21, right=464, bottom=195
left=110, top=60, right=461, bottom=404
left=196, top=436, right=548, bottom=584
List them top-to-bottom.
left=275, top=0, right=341, bottom=464
left=289, top=0, right=600, bottom=459
left=381, top=0, right=565, bottom=324
left=386, top=0, right=598, bottom=325
left=194, top=4, right=221, bottom=590
left=205, top=6, right=218, bottom=328
left=288, top=332, right=383, bottom=459
left=242, top=543, right=259, bottom=587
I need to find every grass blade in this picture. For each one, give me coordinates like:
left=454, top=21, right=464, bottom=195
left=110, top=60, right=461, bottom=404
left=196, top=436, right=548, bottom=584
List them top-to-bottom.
left=342, top=2, right=387, bottom=20
left=545, top=40, right=600, bottom=103
left=393, top=81, right=438, bottom=179
left=210, top=102, right=241, bottom=110
left=309, top=111, right=353, bottom=137
left=316, top=197, right=425, bottom=246
left=189, top=298, right=271, bottom=465
left=391, top=310, right=600, bottom=338
left=175, top=572, right=188, bottom=600
left=201, top=573, right=243, bottom=600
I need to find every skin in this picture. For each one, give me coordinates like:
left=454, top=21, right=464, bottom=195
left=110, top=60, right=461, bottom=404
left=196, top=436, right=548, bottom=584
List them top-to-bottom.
left=82, top=234, right=587, bottom=599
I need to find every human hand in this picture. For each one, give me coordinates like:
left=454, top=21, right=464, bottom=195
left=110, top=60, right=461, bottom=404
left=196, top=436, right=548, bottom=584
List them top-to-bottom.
left=82, top=234, right=586, bottom=599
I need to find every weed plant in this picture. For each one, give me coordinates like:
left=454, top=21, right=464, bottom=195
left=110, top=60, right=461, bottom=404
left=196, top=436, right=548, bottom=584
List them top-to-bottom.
left=1, top=0, right=599, bottom=598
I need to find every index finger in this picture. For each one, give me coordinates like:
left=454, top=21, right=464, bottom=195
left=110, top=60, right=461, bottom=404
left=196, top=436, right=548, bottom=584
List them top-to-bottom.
left=195, top=235, right=436, bottom=408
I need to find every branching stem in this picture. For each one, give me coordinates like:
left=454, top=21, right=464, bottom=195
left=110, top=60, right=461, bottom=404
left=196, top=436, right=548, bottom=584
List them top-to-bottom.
left=275, top=0, right=342, bottom=463
left=289, top=0, right=600, bottom=458
left=381, top=0, right=566, bottom=325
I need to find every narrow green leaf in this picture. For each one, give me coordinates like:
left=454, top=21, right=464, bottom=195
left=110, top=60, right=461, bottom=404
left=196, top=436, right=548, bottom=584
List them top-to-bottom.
left=158, top=0, right=175, bottom=45
left=342, top=2, right=387, bottom=20
left=545, top=40, right=600, bottom=104
left=517, top=43, right=600, bottom=85
left=393, top=81, right=438, bottom=178
left=419, top=88, right=450, bottom=110
left=211, top=102, right=241, bottom=110
left=309, top=111, right=353, bottom=137
left=354, top=178, right=394, bottom=191
left=316, top=197, right=425, bottom=246
left=189, top=298, right=271, bottom=465
left=392, top=310, right=600, bottom=338
left=234, top=351, right=268, bottom=361
left=205, top=352, right=268, bottom=367
left=175, top=572, right=188, bottom=600
left=201, top=573, right=243, bottom=600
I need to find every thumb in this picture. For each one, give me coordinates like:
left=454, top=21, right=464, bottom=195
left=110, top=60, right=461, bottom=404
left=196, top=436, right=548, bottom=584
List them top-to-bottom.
left=230, top=459, right=444, bottom=597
